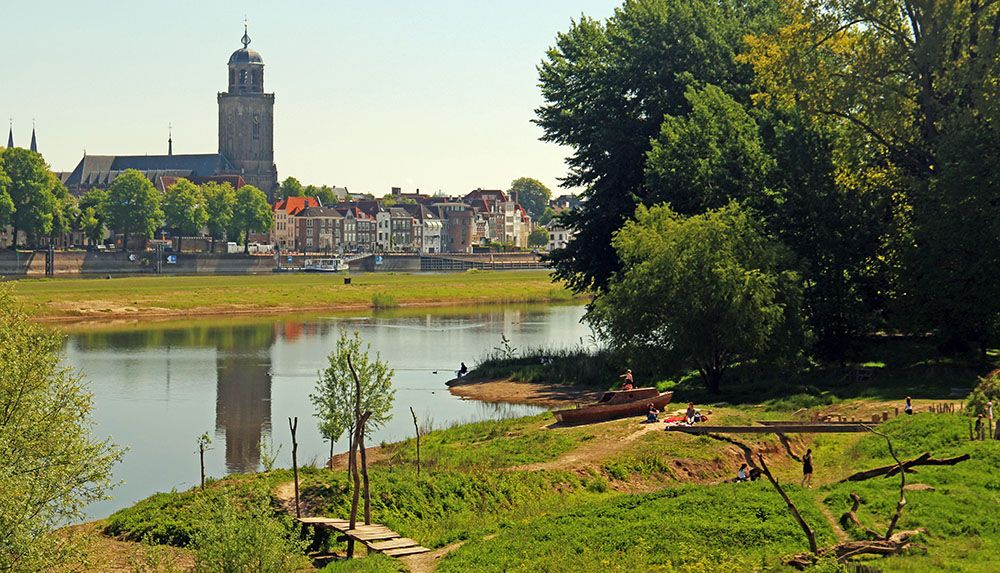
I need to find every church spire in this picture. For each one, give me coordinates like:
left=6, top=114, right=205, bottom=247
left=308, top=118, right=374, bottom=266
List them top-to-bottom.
left=6, top=118, right=12, bottom=149
left=30, top=120, right=37, bottom=153
left=168, top=123, right=173, bottom=156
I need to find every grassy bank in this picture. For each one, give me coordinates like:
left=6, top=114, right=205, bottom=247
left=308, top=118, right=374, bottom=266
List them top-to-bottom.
left=8, top=270, right=579, bottom=321
left=92, top=398, right=998, bottom=572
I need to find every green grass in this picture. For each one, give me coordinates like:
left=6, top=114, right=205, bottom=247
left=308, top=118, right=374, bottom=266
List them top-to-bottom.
left=9, top=271, right=578, bottom=320
left=470, top=347, right=620, bottom=388
left=381, top=413, right=591, bottom=470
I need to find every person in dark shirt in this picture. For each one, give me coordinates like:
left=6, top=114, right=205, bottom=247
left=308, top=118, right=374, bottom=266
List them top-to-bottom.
left=801, top=448, right=814, bottom=488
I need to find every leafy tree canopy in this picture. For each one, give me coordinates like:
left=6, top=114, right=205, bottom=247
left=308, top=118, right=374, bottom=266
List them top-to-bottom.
left=0, top=147, right=56, bottom=248
left=105, top=169, right=162, bottom=250
left=278, top=177, right=305, bottom=199
left=508, top=177, right=551, bottom=220
left=163, top=178, right=208, bottom=237
left=202, top=182, right=237, bottom=243
left=230, top=185, right=273, bottom=253
left=587, top=202, right=803, bottom=393
left=528, top=228, right=549, bottom=248
left=0, top=286, right=122, bottom=570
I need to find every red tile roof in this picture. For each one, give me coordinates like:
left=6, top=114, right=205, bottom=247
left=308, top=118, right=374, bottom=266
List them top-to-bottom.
left=274, top=196, right=319, bottom=216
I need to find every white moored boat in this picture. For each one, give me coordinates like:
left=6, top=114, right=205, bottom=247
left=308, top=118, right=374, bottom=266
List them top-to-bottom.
left=303, top=258, right=348, bottom=272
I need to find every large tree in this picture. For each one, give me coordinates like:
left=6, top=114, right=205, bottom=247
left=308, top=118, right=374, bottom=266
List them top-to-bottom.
left=536, top=0, right=780, bottom=293
left=743, top=0, right=1000, bottom=351
left=645, top=84, right=775, bottom=215
left=0, top=147, right=55, bottom=248
left=0, top=155, right=13, bottom=230
left=105, top=169, right=162, bottom=251
left=48, top=176, right=78, bottom=246
left=507, top=177, right=552, bottom=221
left=163, top=179, right=207, bottom=252
left=202, top=182, right=236, bottom=251
left=229, top=185, right=273, bottom=254
left=587, top=202, right=803, bottom=393
left=0, top=286, right=121, bottom=570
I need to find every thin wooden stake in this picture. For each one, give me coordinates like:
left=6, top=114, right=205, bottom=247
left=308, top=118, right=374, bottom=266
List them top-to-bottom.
left=410, top=406, right=421, bottom=476
left=289, top=417, right=300, bottom=518
left=199, top=442, right=206, bottom=490
left=757, top=453, right=817, bottom=554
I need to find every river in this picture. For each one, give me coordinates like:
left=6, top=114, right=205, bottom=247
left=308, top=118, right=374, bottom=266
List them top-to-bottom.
left=63, top=303, right=590, bottom=520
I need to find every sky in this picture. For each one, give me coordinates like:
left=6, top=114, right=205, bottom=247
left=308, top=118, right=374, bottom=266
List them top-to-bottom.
left=1, top=1, right=620, bottom=196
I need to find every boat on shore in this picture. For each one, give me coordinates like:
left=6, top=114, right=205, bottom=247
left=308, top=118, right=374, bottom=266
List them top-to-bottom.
left=303, top=258, right=348, bottom=272
left=553, top=387, right=673, bottom=424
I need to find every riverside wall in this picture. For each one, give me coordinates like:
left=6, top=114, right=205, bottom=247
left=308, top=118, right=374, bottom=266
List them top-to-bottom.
left=0, top=251, right=545, bottom=277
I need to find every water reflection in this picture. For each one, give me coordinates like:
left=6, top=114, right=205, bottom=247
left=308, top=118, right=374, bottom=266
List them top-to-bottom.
left=63, top=304, right=589, bottom=519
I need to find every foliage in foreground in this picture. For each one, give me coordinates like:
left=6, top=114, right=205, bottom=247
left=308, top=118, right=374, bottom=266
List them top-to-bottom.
left=0, top=287, right=121, bottom=571
left=190, top=487, right=308, bottom=573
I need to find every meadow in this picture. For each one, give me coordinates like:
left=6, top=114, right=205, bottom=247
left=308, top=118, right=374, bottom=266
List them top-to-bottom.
left=7, top=270, right=577, bottom=321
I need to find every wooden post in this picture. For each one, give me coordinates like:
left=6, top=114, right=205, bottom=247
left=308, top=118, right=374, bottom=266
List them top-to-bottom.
left=410, top=406, right=421, bottom=477
left=894, top=407, right=899, bottom=417
left=289, top=417, right=300, bottom=518
left=199, top=441, right=206, bottom=490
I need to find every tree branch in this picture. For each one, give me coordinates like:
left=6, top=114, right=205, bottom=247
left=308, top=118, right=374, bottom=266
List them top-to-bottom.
left=758, top=452, right=818, bottom=554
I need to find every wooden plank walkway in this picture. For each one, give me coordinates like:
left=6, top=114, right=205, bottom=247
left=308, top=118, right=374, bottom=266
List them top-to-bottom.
left=665, top=424, right=873, bottom=434
left=297, top=517, right=430, bottom=558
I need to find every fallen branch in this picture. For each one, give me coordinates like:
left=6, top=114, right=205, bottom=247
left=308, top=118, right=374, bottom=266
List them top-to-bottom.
left=776, top=432, right=802, bottom=462
left=704, top=433, right=757, bottom=468
left=758, top=452, right=818, bottom=554
left=840, top=453, right=970, bottom=482
left=839, top=493, right=882, bottom=540
left=784, top=529, right=926, bottom=570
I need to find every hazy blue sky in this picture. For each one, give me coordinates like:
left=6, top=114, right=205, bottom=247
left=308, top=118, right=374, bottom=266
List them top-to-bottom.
left=2, top=1, right=620, bottom=196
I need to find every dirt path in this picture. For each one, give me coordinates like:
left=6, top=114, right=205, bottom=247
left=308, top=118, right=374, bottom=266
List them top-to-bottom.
left=447, top=377, right=602, bottom=407
left=514, top=421, right=660, bottom=471
left=815, top=498, right=849, bottom=544
left=400, top=541, right=466, bottom=573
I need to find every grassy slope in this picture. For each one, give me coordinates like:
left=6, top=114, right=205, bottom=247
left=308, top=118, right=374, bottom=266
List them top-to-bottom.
left=10, top=271, right=576, bottom=320
left=100, top=405, right=999, bottom=572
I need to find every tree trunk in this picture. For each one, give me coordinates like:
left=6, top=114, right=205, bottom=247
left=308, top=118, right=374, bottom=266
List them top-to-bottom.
left=11, top=221, right=18, bottom=249
left=244, top=225, right=250, bottom=254
left=122, top=229, right=129, bottom=252
left=410, top=406, right=421, bottom=476
left=288, top=417, right=300, bottom=518
left=359, top=427, right=371, bottom=525
left=328, top=438, right=334, bottom=470
left=199, top=443, right=206, bottom=490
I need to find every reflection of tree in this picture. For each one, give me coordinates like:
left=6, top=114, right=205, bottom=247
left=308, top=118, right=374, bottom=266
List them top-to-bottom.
left=214, top=325, right=276, bottom=473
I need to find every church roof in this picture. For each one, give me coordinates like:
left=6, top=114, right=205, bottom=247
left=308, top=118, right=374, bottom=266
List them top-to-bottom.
left=229, top=48, right=264, bottom=65
left=64, top=153, right=238, bottom=190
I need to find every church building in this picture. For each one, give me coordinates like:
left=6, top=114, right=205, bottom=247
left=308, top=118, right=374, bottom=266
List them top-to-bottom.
left=64, top=26, right=278, bottom=198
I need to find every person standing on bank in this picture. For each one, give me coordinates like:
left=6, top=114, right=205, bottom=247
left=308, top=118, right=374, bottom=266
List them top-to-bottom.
left=619, top=368, right=634, bottom=391
left=904, top=396, right=913, bottom=415
left=801, top=448, right=814, bottom=488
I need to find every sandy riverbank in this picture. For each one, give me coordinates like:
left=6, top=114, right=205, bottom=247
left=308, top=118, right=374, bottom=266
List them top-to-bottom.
left=446, top=377, right=602, bottom=408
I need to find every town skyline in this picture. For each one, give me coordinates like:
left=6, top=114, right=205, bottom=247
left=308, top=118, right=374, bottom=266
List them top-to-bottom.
left=2, top=1, right=619, bottom=196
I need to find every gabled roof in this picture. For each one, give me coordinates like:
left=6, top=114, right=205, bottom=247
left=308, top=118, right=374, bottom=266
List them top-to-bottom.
left=274, top=196, right=319, bottom=216
left=296, top=206, right=343, bottom=219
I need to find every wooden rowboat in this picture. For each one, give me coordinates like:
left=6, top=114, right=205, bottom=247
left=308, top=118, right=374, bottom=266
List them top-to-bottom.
left=553, top=388, right=673, bottom=424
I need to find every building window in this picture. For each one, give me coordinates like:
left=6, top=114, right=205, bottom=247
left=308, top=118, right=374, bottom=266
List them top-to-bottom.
left=240, top=70, right=248, bottom=85
left=252, top=121, right=260, bottom=140
left=306, top=220, right=313, bottom=228
left=306, top=237, right=313, bottom=247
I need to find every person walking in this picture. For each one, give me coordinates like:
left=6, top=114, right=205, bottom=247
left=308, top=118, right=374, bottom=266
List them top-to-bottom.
left=801, top=448, right=814, bottom=488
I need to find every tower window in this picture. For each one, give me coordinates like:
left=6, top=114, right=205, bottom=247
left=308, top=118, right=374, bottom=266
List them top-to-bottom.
left=240, top=70, right=247, bottom=85
left=252, top=121, right=260, bottom=140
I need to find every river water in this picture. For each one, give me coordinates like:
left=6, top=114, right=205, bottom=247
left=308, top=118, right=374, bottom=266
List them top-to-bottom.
left=63, top=304, right=590, bottom=520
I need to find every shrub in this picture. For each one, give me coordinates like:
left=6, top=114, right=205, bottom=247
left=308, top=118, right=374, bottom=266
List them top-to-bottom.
left=371, top=292, right=398, bottom=309
left=967, top=369, right=1000, bottom=416
left=191, top=488, right=308, bottom=573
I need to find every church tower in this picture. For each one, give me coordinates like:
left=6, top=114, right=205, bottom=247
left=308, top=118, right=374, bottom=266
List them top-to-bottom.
left=218, top=24, right=278, bottom=197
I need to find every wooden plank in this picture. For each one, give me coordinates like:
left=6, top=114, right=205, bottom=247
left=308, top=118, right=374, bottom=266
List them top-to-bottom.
left=757, top=420, right=877, bottom=426
left=665, top=425, right=871, bottom=434
left=298, top=517, right=349, bottom=525
left=346, top=529, right=400, bottom=541
left=367, top=538, right=420, bottom=551
left=383, top=546, right=431, bottom=557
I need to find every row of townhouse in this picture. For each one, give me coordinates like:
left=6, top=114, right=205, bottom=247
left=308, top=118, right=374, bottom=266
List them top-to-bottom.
left=270, top=188, right=533, bottom=254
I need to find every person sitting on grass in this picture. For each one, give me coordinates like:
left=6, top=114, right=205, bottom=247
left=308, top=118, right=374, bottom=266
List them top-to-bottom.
left=685, top=402, right=696, bottom=425
left=646, top=403, right=659, bottom=423
left=737, top=463, right=748, bottom=482
left=748, top=466, right=762, bottom=481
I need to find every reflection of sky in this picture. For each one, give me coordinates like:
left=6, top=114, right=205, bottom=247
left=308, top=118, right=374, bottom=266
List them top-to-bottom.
left=63, top=304, right=589, bottom=520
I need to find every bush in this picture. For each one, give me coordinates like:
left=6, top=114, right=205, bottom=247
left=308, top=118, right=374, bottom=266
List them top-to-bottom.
left=371, top=292, right=398, bottom=309
left=967, top=369, right=1000, bottom=416
left=191, top=487, right=308, bottom=573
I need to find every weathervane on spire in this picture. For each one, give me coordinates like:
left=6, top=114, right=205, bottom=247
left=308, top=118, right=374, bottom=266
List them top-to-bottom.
left=242, top=17, right=251, bottom=49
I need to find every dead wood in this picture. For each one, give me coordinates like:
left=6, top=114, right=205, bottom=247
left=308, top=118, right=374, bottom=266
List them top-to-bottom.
left=776, top=432, right=802, bottom=462
left=704, top=433, right=758, bottom=468
left=757, top=452, right=818, bottom=554
left=840, top=453, right=969, bottom=482
left=839, top=493, right=882, bottom=540
left=784, top=529, right=926, bottom=570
